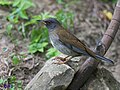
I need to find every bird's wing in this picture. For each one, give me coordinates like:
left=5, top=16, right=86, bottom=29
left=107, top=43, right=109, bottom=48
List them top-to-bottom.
left=57, top=29, right=96, bottom=57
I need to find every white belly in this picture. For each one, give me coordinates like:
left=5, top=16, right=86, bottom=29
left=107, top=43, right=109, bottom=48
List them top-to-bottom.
left=50, top=37, right=78, bottom=56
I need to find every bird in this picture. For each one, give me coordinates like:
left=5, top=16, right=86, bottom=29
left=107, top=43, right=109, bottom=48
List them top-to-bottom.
left=40, top=18, right=114, bottom=64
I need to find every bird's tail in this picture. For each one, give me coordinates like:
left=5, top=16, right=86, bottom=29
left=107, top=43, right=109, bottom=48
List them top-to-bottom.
left=95, top=54, right=114, bottom=65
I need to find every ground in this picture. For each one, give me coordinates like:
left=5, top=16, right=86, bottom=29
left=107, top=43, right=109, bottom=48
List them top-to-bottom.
left=0, top=0, right=119, bottom=89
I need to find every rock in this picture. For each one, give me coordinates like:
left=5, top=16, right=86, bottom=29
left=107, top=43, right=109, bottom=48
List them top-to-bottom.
left=25, top=56, right=120, bottom=90
left=25, top=57, right=76, bottom=90
left=80, top=68, right=120, bottom=90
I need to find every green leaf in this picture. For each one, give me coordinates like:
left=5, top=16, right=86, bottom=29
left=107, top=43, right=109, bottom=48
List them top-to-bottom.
left=0, top=0, right=12, bottom=5
left=13, top=0, right=21, bottom=7
left=21, top=0, right=35, bottom=10
left=56, top=0, right=64, bottom=4
left=101, top=0, right=117, bottom=3
left=11, top=8, right=21, bottom=16
left=55, top=9, right=74, bottom=29
left=19, top=10, right=28, bottom=19
left=41, top=12, right=55, bottom=19
left=7, top=15, right=19, bottom=23
left=25, top=15, right=42, bottom=26
left=32, top=15, right=42, bottom=20
left=6, top=24, right=13, bottom=35
left=30, top=30, right=42, bottom=43
left=35, top=35, right=41, bottom=43
left=28, top=42, right=48, bottom=53
left=37, top=42, right=48, bottom=52
left=37, top=42, right=48, bottom=48
left=41, top=42, right=48, bottom=47
left=28, top=43, right=37, bottom=53
left=38, top=48, right=44, bottom=52
left=46, top=48, right=61, bottom=59
left=29, top=49, right=37, bottom=53
left=12, top=56, right=20, bottom=65
left=9, top=76, right=16, bottom=83
left=0, top=78, right=4, bottom=84
left=16, top=80, right=22, bottom=89
left=17, top=80, right=22, bottom=85
left=10, top=85, right=15, bottom=90
left=17, top=88, right=22, bottom=90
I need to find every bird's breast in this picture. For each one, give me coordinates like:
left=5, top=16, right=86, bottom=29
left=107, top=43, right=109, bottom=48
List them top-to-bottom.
left=49, top=33, right=78, bottom=56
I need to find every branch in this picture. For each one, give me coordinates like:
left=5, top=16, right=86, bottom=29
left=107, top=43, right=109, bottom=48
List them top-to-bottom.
left=67, top=1, right=120, bottom=90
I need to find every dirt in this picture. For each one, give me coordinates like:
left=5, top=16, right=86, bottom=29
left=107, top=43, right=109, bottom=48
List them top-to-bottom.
left=0, top=0, right=119, bottom=89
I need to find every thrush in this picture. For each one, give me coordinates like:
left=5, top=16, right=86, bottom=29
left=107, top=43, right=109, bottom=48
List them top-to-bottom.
left=40, top=18, right=114, bottom=64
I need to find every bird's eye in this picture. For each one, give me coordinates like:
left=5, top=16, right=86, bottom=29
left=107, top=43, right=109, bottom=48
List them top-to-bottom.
left=45, top=21, right=51, bottom=24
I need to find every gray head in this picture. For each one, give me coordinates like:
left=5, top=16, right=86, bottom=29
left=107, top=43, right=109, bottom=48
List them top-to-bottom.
left=42, top=18, right=61, bottom=31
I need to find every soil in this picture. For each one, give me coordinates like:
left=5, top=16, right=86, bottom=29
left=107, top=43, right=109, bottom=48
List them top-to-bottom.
left=0, top=0, right=119, bottom=89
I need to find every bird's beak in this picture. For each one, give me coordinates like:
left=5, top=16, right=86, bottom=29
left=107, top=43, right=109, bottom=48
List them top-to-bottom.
left=37, top=20, right=46, bottom=24
left=37, top=20, right=47, bottom=28
left=39, top=20, right=46, bottom=25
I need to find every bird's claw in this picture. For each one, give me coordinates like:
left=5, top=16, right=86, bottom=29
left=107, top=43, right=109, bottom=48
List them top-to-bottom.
left=52, top=56, right=69, bottom=64
left=54, top=57, right=66, bottom=61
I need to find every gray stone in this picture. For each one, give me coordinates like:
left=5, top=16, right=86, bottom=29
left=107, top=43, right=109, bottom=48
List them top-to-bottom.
left=25, top=56, right=120, bottom=90
left=25, top=58, right=75, bottom=90
left=80, top=68, right=120, bottom=90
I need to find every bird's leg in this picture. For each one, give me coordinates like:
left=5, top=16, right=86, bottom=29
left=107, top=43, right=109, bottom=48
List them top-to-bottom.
left=53, top=56, right=72, bottom=64
left=55, top=56, right=69, bottom=61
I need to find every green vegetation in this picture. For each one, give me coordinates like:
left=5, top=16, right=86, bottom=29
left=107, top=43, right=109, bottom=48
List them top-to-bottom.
left=0, top=0, right=74, bottom=59
left=0, top=0, right=74, bottom=89
left=0, top=0, right=12, bottom=5
left=101, top=0, right=117, bottom=3
left=28, top=10, right=74, bottom=58
left=46, top=48, right=61, bottom=59
left=0, top=76, right=22, bottom=90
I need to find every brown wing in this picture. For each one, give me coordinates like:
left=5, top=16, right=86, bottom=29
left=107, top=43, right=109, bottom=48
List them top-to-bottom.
left=56, top=28, right=96, bottom=57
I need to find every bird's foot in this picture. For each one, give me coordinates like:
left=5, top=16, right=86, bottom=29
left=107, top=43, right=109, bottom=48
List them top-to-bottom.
left=53, top=56, right=69, bottom=64
left=54, top=57, right=66, bottom=61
